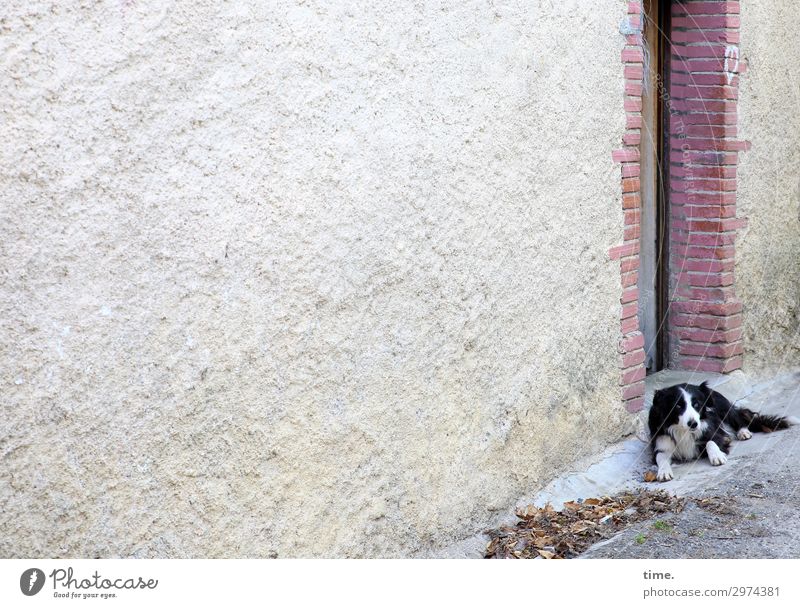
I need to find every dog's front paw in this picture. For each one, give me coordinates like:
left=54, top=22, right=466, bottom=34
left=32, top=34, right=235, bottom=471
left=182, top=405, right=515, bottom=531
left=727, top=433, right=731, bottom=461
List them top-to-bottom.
left=737, top=428, right=752, bottom=440
left=709, top=452, right=728, bottom=466
left=657, top=467, right=674, bottom=482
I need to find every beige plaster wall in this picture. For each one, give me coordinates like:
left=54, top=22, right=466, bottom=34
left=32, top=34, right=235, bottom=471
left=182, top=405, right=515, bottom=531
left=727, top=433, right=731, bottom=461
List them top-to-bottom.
left=0, top=1, right=630, bottom=557
left=737, top=1, right=800, bottom=378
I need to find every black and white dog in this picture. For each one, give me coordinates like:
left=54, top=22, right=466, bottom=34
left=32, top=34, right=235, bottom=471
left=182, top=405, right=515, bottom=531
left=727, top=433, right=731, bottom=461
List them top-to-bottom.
left=648, top=382, right=797, bottom=481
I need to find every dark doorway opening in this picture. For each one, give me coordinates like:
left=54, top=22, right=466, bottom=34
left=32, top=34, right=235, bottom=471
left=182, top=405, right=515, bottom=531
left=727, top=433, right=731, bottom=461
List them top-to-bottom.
left=638, top=0, right=671, bottom=373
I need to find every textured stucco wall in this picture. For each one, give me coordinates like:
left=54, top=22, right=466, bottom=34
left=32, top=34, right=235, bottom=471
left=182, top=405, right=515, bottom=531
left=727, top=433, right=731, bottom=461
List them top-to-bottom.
left=0, top=1, right=630, bottom=557
left=737, top=1, right=800, bottom=378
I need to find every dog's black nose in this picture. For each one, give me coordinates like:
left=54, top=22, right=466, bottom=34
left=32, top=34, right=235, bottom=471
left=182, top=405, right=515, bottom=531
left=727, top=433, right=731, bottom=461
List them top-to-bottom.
left=688, top=420, right=698, bottom=429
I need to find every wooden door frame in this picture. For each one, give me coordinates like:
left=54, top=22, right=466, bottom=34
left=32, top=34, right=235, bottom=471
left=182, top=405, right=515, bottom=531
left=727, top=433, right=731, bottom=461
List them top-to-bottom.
left=639, top=0, right=670, bottom=373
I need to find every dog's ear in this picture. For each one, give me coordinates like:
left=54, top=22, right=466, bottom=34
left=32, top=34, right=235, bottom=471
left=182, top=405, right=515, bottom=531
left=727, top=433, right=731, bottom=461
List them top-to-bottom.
left=697, top=381, right=713, bottom=409
left=652, top=387, right=681, bottom=409
left=648, top=389, right=668, bottom=436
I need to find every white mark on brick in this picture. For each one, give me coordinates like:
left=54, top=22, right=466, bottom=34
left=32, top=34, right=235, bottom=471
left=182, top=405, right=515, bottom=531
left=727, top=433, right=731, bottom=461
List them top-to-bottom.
left=724, top=45, right=739, bottom=85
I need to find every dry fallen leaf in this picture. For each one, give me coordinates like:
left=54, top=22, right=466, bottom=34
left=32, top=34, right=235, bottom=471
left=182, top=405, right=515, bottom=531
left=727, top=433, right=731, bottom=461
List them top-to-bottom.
left=644, top=471, right=658, bottom=482
left=485, top=489, right=686, bottom=559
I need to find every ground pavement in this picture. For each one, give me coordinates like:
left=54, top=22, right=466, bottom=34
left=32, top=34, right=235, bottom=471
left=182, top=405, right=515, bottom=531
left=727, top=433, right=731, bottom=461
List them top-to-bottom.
left=433, top=369, right=800, bottom=558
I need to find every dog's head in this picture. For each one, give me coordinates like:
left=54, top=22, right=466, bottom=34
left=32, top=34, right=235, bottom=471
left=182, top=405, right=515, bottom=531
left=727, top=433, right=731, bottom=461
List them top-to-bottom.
left=651, top=382, right=712, bottom=433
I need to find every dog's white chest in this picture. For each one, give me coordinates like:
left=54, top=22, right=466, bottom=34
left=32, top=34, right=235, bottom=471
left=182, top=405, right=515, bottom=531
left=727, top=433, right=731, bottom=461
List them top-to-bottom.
left=669, top=426, right=699, bottom=461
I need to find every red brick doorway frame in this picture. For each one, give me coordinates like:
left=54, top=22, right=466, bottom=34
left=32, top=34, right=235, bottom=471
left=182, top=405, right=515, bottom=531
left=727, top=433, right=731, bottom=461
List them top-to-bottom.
left=610, top=0, right=747, bottom=413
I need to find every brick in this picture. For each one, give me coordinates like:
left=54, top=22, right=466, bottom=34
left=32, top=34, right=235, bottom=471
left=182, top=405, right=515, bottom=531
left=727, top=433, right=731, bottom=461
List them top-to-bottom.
left=672, top=2, right=740, bottom=16
left=672, top=16, right=741, bottom=29
left=671, top=30, right=738, bottom=45
left=720, top=31, right=740, bottom=44
left=671, top=44, right=728, bottom=59
left=622, top=47, right=645, bottom=62
left=672, top=58, right=725, bottom=73
left=624, top=64, right=644, bottom=80
left=670, top=72, right=732, bottom=86
left=625, top=79, right=644, bottom=96
left=670, top=84, right=738, bottom=100
left=624, top=97, right=643, bottom=112
left=668, top=99, right=737, bottom=113
left=675, top=112, right=737, bottom=127
left=626, top=114, right=643, bottom=129
left=672, top=123, right=738, bottom=138
left=687, top=125, right=739, bottom=138
left=623, top=131, right=641, bottom=146
left=670, top=138, right=746, bottom=153
left=612, top=147, right=640, bottom=163
left=678, top=151, right=739, bottom=166
left=621, top=163, right=641, bottom=178
left=670, top=165, right=737, bottom=179
left=622, top=177, right=640, bottom=193
left=670, top=178, right=738, bottom=192
left=670, top=192, right=737, bottom=205
left=623, top=193, right=641, bottom=210
left=671, top=205, right=738, bottom=219
left=624, top=209, right=641, bottom=226
left=681, top=217, right=747, bottom=232
left=624, top=224, right=641, bottom=241
left=672, top=231, right=738, bottom=247
left=609, top=241, right=640, bottom=260
left=672, top=244, right=736, bottom=260
left=620, top=256, right=640, bottom=273
left=679, top=258, right=735, bottom=273
left=621, top=270, right=639, bottom=288
left=674, top=271, right=734, bottom=287
left=674, top=285, right=736, bottom=301
left=621, top=286, right=639, bottom=304
left=671, top=299, right=743, bottom=316
left=621, top=301, right=639, bottom=319
left=671, top=312, right=742, bottom=331
left=621, top=314, right=639, bottom=334
left=676, top=327, right=743, bottom=344
left=620, top=332, right=645, bottom=353
left=680, top=340, right=743, bottom=358
left=622, top=348, right=646, bottom=368
left=724, top=354, right=744, bottom=372
left=725, top=354, right=745, bottom=372
left=677, top=355, right=743, bottom=374
left=673, top=356, right=722, bottom=373
left=621, top=365, right=646, bottom=385
left=622, top=381, right=646, bottom=400
left=624, top=396, right=645, bottom=413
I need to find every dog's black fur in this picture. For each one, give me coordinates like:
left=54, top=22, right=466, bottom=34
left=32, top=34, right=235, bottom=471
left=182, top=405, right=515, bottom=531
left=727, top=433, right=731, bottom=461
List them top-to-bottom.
left=648, top=381, right=796, bottom=481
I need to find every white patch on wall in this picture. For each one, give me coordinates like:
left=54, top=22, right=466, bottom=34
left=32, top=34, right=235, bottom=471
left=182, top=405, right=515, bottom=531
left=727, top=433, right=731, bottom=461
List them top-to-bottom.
left=619, top=15, right=641, bottom=36
left=642, top=42, right=653, bottom=96
left=724, top=45, right=739, bottom=85
left=53, top=324, right=71, bottom=359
